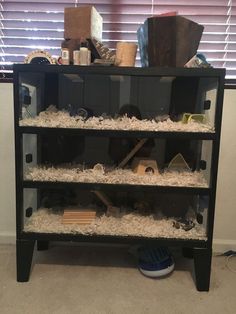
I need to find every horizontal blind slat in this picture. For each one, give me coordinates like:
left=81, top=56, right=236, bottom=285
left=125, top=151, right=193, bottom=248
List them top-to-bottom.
left=1, top=0, right=235, bottom=77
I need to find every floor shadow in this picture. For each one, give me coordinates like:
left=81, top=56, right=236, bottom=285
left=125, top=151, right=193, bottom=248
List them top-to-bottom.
left=33, top=243, right=137, bottom=269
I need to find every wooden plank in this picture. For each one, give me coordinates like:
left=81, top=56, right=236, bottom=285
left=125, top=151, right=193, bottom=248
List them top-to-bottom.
left=118, top=138, right=148, bottom=168
left=93, top=190, right=112, bottom=207
left=62, top=208, right=97, bottom=225
left=64, top=209, right=96, bottom=213
left=64, top=210, right=96, bottom=213
left=63, top=211, right=96, bottom=213
left=63, top=212, right=96, bottom=215
left=63, top=213, right=96, bottom=216
left=63, top=217, right=95, bottom=219
left=62, top=218, right=95, bottom=224
left=63, top=218, right=95, bottom=220
left=63, top=221, right=94, bottom=223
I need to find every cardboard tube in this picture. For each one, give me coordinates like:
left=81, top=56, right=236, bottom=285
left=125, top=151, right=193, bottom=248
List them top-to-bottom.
left=115, top=42, right=137, bottom=66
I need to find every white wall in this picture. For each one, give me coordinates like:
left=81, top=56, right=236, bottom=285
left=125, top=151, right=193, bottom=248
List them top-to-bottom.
left=0, top=83, right=236, bottom=251
left=0, top=83, right=15, bottom=243
left=213, top=89, right=236, bottom=252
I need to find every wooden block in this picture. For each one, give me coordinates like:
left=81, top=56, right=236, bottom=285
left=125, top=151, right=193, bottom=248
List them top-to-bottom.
left=64, top=6, right=103, bottom=40
left=137, top=15, right=204, bottom=67
left=131, top=158, right=159, bottom=175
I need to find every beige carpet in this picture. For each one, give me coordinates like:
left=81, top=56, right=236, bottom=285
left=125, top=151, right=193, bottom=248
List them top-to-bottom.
left=0, top=244, right=236, bottom=314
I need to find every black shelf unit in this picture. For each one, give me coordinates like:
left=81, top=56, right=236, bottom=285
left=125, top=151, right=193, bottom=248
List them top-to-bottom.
left=14, top=64, right=225, bottom=291
left=19, top=126, right=216, bottom=140
left=23, top=180, right=210, bottom=194
left=21, top=232, right=207, bottom=248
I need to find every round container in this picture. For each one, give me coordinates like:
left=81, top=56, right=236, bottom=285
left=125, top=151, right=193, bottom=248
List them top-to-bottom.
left=61, top=48, right=69, bottom=65
left=73, top=50, right=80, bottom=65
left=138, top=247, right=175, bottom=278
left=139, top=261, right=175, bottom=278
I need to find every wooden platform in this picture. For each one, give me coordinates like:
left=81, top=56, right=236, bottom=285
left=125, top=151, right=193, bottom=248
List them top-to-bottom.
left=62, top=209, right=97, bottom=225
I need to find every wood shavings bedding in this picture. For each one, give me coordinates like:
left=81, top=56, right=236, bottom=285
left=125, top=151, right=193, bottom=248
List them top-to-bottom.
left=20, top=106, right=214, bottom=133
left=25, top=165, right=208, bottom=188
left=24, top=208, right=206, bottom=240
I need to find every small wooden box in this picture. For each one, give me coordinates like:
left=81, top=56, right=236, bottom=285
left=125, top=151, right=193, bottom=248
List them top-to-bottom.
left=64, top=6, right=103, bottom=40
left=137, top=15, right=203, bottom=67
left=132, top=158, right=159, bottom=175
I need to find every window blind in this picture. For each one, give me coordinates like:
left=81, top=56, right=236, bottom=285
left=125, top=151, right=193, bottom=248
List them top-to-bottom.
left=0, top=0, right=235, bottom=77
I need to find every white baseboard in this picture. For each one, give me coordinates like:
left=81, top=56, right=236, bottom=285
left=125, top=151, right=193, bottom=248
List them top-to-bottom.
left=0, top=232, right=16, bottom=244
left=213, top=239, right=236, bottom=253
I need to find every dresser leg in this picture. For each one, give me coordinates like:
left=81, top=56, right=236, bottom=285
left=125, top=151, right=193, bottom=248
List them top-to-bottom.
left=16, top=239, right=35, bottom=282
left=37, top=240, right=49, bottom=251
left=182, top=247, right=193, bottom=259
left=193, top=247, right=212, bottom=291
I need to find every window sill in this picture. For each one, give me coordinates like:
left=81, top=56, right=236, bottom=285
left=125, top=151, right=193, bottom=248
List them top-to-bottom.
left=0, top=73, right=13, bottom=83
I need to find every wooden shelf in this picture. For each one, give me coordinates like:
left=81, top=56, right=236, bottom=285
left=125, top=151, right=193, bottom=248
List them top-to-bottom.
left=18, top=126, right=216, bottom=140
left=23, top=180, right=210, bottom=195
left=21, top=231, right=207, bottom=248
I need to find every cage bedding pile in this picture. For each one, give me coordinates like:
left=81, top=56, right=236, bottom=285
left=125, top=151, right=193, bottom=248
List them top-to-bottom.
left=20, top=106, right=214, bottom=133
left=22, top=107, right=208, bottom=240
left=25, top=165, right=208, bottom=188
left=24, top=208, right=206, bottom=240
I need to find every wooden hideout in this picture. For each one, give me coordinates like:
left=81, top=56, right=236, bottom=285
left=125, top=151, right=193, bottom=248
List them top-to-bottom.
left=132, top=158, right=159, bottom=175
